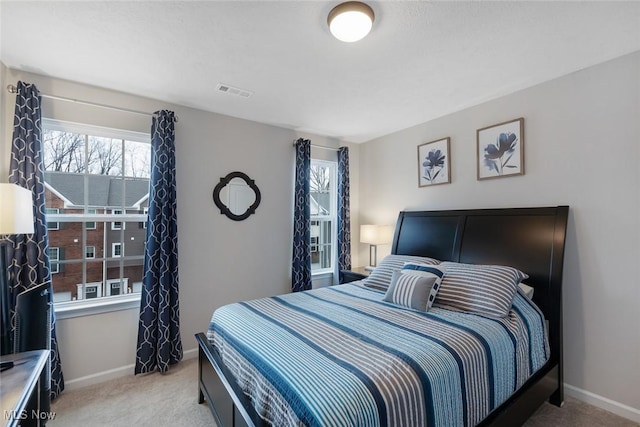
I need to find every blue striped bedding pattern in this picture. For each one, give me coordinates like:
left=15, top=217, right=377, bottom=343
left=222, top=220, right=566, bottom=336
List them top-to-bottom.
left=207, top=283, right=549, bottom=427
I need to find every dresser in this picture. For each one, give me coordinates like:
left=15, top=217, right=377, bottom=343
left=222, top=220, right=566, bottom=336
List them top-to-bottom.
left=0, top=350, right=50, bottom=427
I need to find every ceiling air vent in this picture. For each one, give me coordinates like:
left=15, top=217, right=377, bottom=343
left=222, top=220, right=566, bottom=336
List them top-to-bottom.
left=216, top=83, right=253, bottom=98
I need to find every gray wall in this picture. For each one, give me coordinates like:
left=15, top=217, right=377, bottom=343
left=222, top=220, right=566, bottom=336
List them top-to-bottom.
left=357, top=52, right=640, bottom=417
left=0, top=67, right=360, bottom=386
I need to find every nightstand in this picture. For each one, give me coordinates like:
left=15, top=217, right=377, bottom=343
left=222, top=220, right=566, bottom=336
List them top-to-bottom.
left=339, top=267, right=371, bottom=284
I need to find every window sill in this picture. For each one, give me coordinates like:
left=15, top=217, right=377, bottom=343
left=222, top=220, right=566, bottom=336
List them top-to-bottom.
left=312, top=270, right=334, bottom=279
left=312, top=271, right=335, bottom=289
left=54, top=294, right=141, bottom=320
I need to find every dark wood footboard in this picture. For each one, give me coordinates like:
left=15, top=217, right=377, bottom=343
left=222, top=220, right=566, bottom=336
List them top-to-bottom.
left=195, top=332, right=259, bottom=427
left=478, top=362, right=561, bottom=426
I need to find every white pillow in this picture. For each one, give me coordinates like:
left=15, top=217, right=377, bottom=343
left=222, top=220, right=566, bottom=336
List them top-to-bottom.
left=362, top=254, right=440, bottom=291
left=435, top=261, right=528, bottom=318
left=518, top=282, right=534, bottom=299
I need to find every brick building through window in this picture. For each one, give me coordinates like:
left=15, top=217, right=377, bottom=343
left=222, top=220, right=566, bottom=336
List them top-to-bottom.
left=44, top=171, right=149, bottom=302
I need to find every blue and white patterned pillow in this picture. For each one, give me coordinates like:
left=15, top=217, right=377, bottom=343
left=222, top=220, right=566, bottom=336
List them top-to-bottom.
left=362, top=254, right=440, bottom=291
left=435, top=261, right=528, bottom=318
left=401, top=263, right=447, bottom=309
left=383, top=267, right=445, bottom=311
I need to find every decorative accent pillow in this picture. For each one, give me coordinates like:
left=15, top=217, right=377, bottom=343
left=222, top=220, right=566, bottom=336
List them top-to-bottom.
left=362, top=254, right=440, bottom=291
left=434, top=261, right=528, bottom=318
left=400, top=263, right=447, bottom=309
left=383, top=269, right=444, bottom=311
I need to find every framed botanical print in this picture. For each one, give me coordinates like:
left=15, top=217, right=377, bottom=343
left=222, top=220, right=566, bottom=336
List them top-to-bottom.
left=477, top=118, right=524, bottom=180
left=418, top=137, right=451, bottom=187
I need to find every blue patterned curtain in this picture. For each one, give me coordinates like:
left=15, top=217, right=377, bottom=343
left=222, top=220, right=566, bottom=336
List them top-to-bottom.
left=7, top=81, right=64, bottom=398
left=135, top=110, right=182, bottom=374
left=292, top=138, right=311, bottom=292
left=337, top=147, right=351, bottom=274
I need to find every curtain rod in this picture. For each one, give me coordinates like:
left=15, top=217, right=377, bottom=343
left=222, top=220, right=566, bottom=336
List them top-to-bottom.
left=6, top=84, right=179, bottom=122
left=292, top=141, right=340, bottom=151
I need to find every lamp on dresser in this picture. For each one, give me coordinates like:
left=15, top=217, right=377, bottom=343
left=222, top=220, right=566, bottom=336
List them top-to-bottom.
left=0, top=183, right=34, bottom=355
left=360, top=224, right=394, bottom=271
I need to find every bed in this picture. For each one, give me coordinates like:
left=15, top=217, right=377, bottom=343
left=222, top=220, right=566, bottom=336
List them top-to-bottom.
left=195, top=206, right=569, bottom=426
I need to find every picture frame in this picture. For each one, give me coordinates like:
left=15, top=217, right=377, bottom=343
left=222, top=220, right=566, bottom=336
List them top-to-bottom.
left=477, top=118, right=524, bottom=180
left=417, top=137, right=451, bottom=187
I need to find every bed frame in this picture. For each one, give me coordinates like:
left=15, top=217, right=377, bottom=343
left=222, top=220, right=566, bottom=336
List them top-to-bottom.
left=195, top=206, right=569, bottom=427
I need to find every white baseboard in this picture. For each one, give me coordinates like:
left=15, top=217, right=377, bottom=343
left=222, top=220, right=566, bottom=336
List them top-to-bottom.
left=63, top=347, right=198, bottom=391
left=183, top=347, right=198, bottom=360
left=565, top=383, right=640, bottom=423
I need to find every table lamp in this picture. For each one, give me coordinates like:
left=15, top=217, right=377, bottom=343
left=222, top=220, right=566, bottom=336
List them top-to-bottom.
left=0, top=183, right=35, bottom=355
left=360, top=224, right=394, bottom=271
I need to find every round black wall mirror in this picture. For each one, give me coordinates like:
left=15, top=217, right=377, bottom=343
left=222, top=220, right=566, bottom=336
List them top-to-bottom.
left=212, top=172, right=261, bottom=221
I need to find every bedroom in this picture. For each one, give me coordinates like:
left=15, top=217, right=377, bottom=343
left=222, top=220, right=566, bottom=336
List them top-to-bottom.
left=0, top=1, right=638, bottom=426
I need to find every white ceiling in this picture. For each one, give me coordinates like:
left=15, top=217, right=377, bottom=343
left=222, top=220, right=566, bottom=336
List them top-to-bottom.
left=1, top=1, right=639, bottom=143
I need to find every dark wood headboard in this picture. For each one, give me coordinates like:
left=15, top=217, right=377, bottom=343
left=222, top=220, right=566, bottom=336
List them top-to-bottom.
left=391, top=206, right=569, bottom=384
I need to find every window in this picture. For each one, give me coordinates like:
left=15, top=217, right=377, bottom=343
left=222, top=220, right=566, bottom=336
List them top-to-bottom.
left=42, top=119, right=150, bottom=310
left=310, top=160, right=337, bottom=273
left=142, top=207, right=148, bottom=229
left=46, top=208, right=59, bottom=230
left=86, top=208, right=97, bottom=230
left=111, top=209, right=124, bottom=230
left=112, top=243, right=123, bottom=258
left=86, top=246, right=95, bottom=259
left=48, top=247, right=60, bottom=274
left=76, top=278, right=129, bottom=300
left=107, top=278, right=129, bottom=296
left=76, top=282, right=103, bottom=300
left=110, top=282, right=122, bottom=296
left=85, top=285, right=99, bottom=299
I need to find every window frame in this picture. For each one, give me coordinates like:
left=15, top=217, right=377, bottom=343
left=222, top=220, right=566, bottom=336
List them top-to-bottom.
left=42, top=118, right=150, bottom=318
left=309, top=159, right=338, bottom=275
left=142, top=207, right=149, bottom=229
left=46, top=208, right=60, bottom=230
left=86, top=208, right=97, bottom=230
left=111, top=209, right=125, bottom=230
left=112, top=242, right=123, bottom=258
left=85, top=245, right=95, bottom=259
left=48, top=247, right=60, bottom=274
left=106, top=278, right=129, bottom=297
left=85, top=284, right=100, bottom=299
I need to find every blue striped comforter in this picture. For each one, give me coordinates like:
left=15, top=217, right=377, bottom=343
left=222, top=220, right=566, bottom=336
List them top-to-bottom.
left=207, top=283, right=549, bottom=427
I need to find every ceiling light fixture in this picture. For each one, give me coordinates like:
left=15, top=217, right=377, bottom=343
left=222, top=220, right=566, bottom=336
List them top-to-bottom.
left=327, top=1, right=375, bottom=43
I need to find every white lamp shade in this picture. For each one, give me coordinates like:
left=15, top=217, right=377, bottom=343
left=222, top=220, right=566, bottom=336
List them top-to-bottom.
left=328, top=2, right=375, bottom=43
left=0, top=183, right=35, bottom=235
left=360, top=224, right=394, bottom=245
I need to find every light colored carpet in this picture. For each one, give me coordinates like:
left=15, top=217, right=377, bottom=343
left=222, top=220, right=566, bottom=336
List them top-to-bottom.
left=49, top=358, right=637, bottom=426
left=49, top=358, right=214, bottom=427
left=524, top=397, right=639, bottom=427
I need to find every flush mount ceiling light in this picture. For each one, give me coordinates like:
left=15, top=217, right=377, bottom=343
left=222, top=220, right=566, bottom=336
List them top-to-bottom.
left=327, top=1, right=375, bottom=43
